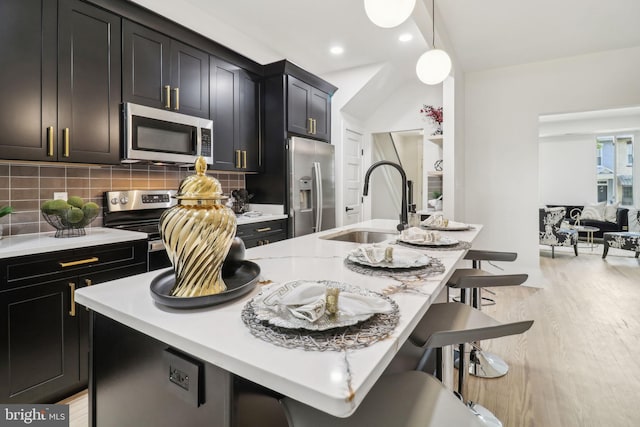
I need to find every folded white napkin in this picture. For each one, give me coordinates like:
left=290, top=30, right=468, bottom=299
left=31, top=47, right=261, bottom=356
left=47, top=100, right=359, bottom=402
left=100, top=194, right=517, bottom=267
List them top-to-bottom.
left=422, top=214, right=445, bottom=227
left=421, top=216, right=468, bottom=229
left=400, top=227, right=441, bottom=243
left=354, top=243, right=394, bottom=264
left=255, top=281, right=392, bottom=323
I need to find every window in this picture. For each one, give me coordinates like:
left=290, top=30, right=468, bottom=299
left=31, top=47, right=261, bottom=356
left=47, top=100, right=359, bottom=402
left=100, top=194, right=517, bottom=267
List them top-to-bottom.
left=596, top=135, right=633, bottom=206
left=622, top=186, right=633, bottom=205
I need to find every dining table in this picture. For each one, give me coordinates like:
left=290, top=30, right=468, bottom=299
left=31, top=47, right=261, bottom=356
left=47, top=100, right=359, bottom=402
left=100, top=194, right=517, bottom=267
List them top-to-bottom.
left=75, top=219, right=482, bottom=426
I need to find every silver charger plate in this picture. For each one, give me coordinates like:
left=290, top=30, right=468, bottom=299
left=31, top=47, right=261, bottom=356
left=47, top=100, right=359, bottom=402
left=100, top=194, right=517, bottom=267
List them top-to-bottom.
left=422, top=224, right=470, bottom=231
left=397, top=236, right=459, bottom=247
left=346, top=248, right=430, bottom=269
left=250, top=280, right=385, bottom=331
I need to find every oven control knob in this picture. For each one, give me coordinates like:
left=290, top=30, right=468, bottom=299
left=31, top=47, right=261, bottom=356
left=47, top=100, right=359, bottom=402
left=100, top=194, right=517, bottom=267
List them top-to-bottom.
left=120, top=196, right=129, bottom=205
left=110, top=197, right=119, bottom=205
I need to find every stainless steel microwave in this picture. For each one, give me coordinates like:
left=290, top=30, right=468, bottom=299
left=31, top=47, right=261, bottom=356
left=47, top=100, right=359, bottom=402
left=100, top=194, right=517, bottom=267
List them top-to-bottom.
left=123, top=102, right=213, bottom=165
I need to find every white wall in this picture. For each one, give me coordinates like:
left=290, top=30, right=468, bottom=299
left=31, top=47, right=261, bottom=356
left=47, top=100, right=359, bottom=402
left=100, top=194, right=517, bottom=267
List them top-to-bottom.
left=464, top=46, right=640, bottom=284
left=538, top=135, right=597, bottom=204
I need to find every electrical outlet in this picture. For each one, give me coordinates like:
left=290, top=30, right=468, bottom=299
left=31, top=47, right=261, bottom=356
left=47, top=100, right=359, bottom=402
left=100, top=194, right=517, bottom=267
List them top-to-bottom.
left=53, top=192, right=68, bottom=201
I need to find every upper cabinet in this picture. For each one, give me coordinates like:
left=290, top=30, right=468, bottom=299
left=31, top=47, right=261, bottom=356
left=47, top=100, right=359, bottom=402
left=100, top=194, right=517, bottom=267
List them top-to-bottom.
left=0, top=0, right=121, bottom=164
left=123, top=20, right=209, bottom=119
left=210, top=57, right=261, bottom=172
left=287, top=76, right=331, bottom=141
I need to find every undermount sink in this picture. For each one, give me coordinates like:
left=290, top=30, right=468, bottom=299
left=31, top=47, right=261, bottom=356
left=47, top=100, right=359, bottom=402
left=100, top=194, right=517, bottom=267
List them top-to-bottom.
left=319, top=229, right=399, bottom=244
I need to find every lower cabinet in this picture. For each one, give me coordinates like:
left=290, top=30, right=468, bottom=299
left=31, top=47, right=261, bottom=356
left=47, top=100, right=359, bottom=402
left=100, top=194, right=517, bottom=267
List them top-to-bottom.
left=236, top=219, right=287, bottom=249
left=0, top=240, right=147, bottom=403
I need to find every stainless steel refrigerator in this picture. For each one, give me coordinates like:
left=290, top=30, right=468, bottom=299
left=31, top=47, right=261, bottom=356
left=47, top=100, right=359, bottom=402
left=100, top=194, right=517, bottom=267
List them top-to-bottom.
left=288, top=137, right=336, bottom=237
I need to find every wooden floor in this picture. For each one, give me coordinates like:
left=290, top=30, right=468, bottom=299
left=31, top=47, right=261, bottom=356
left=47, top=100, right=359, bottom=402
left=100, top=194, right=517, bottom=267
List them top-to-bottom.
left=62, top=248, right=640, bottom=427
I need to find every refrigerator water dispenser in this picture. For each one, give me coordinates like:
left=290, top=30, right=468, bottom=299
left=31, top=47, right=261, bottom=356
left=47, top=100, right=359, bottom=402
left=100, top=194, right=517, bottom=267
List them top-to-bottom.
left=299, top=178, right=312, bottom=210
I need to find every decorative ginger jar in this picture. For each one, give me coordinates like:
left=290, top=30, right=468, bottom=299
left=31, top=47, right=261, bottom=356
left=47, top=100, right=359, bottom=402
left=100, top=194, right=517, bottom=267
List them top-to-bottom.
left=159, top=156, right=237, bottom=297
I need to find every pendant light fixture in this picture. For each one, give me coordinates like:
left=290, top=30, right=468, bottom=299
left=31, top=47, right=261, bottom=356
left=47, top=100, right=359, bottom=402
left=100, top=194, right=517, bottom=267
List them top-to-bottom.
left=364, top=0, right=416, bottom=28
left=416, top=0, right=451, bottom=85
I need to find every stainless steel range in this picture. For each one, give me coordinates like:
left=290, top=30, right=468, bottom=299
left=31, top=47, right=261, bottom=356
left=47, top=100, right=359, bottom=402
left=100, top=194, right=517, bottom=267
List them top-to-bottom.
left=103, top=190, right=177, bottom=271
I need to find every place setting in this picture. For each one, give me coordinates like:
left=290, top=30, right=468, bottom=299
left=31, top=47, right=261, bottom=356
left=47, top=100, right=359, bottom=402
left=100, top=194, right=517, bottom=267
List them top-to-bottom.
left=421, top=214, right=472, bottom=231
left=396, top=227, right=472, bottom=251
left=343, top=242, right=445, bottom=278
left=241, top=279, right=400, bottom=351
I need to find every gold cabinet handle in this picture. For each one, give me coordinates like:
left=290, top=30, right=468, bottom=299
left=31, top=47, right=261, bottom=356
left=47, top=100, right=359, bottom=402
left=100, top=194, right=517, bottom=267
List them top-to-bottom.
left=164, top=85, right=171, bottom=109
left=173, top=87, right=179, bottom=110
left=308, top=118, right=313, bottom=134
left=313, top=119, right=317, bottom=135
left=47, top=126, right=55, bottom=156
left=63, top=128, right=70, bottom=157
left=236, top=150, right=242, bottom=168
left=242, top=151, right=247, bottom=169
left=256, top=227, right=271, bottom=232
left=59, top=257, right=99, bottom=268
left=85, top=278, right=93, bottom=286
left=69, top=282, right=76, bottom=317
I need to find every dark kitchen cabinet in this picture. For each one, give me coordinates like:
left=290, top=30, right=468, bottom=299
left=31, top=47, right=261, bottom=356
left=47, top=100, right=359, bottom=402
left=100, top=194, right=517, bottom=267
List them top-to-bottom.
left=0, top=0, right=121, bottom=164
left=123, top=20, right=209, bottom=118
left=210, top=57, right=261, bottom=172
left=245, top=60, right=336, bottom=207
left=287, top=75, right=331, bottom=142
left=236, top=219, right=287, bottom=248
left=0, top=240, right=147, bottom=404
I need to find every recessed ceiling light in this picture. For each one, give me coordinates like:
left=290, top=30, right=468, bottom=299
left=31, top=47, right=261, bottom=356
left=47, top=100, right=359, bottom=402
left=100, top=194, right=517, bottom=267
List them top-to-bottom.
left=398, top=33, right=413, bottom=42
left=330, top=46, right=344, bottom=55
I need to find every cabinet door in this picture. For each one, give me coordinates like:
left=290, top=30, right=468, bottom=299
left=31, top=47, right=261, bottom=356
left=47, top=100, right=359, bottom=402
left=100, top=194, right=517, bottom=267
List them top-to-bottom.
left=0, top=0, right=56, bottom=161
left=58, top=0, right=121, bottom=164
left=123, top=20, right=171, bottom=109
left=170, top=41, right=209, bottom=118
left=210, top=57, right=239, bottom=171
left=238, top=71, right=261, bottom=171
left=287, top=76, right=312, bottom=136
left=310, top=88, right=331, bottom=142
left=0, top=279, right=81, bottom=403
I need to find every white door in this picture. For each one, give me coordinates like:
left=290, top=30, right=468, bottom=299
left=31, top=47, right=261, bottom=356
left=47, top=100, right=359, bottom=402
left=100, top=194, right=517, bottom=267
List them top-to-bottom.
left=343, top=128, right=364, bottom=225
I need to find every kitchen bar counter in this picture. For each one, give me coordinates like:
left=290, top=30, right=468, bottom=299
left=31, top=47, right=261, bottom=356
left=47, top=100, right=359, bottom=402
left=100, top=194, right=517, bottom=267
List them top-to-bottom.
left=75, top=219, right=482, bottom=422
left=0, top=227, right=147, bottom=259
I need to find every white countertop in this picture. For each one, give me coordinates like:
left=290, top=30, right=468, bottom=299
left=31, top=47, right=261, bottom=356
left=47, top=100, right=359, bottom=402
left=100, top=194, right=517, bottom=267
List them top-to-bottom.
left=235, top=213, right=288, bottom=225
left=75, top=219, right=482, bottom=418
left=0, top=227, right=148, bottom=259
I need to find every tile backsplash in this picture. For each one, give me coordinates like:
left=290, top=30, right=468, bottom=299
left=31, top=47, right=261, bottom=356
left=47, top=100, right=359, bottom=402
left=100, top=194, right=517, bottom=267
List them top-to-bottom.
left=0, top=161, right=245, bottom=237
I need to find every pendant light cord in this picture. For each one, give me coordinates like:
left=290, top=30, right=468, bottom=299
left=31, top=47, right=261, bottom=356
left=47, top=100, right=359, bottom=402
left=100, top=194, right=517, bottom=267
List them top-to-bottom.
left=432, top=0, right=436, bottom=49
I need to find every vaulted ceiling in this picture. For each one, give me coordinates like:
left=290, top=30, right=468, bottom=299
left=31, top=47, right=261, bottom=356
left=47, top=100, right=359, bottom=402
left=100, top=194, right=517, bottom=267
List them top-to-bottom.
left=132, top=0, right=640, bottom=77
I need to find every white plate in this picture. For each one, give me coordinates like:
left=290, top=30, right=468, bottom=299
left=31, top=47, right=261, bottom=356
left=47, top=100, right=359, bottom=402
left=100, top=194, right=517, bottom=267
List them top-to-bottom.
left=398, top=236, right=459, bottom=247
left=347, top=247, right=430, bottom=269
left=250, top=280, right=383, bottom=331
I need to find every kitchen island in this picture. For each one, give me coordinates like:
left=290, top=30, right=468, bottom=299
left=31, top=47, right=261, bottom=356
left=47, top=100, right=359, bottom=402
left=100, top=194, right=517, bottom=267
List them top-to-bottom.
left=75, top=219, right=481, bottom=426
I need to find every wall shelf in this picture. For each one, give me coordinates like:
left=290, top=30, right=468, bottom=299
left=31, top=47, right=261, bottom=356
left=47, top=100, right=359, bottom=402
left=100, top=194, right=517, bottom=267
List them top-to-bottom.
left=427, top=135, right=443, bottom=144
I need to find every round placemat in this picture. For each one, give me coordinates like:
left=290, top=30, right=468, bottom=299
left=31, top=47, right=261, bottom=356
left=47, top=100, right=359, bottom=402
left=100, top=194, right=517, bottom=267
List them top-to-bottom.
left=395, top=240, right=472, bottom=251
left=343, top=256, right=445, bottom=278
left=241, top=291, right=399, bottom=352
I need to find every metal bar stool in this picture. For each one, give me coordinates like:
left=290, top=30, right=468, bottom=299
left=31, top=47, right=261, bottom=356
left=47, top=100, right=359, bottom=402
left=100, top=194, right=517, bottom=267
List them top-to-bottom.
left=451, top=250, right=525, bottom=379
left=407, top=302, right=533, bottom=427
left=280, top=371, right=486, bottom=427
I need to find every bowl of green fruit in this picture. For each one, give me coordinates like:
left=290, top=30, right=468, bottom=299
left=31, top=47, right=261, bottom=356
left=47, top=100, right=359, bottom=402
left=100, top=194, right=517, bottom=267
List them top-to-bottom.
left=41, top=196, right=100, bottom=238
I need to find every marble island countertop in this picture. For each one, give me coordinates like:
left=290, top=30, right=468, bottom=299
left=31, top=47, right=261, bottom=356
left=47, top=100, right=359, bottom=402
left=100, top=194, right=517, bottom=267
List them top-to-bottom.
left=75, top=219, right=482, bottom=418
left=0, top=227, right=148, bottom=259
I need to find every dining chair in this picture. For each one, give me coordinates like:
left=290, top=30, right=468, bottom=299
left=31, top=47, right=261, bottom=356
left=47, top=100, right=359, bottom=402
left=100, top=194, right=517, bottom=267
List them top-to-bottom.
left=279, top=371, right=486, bottom=427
